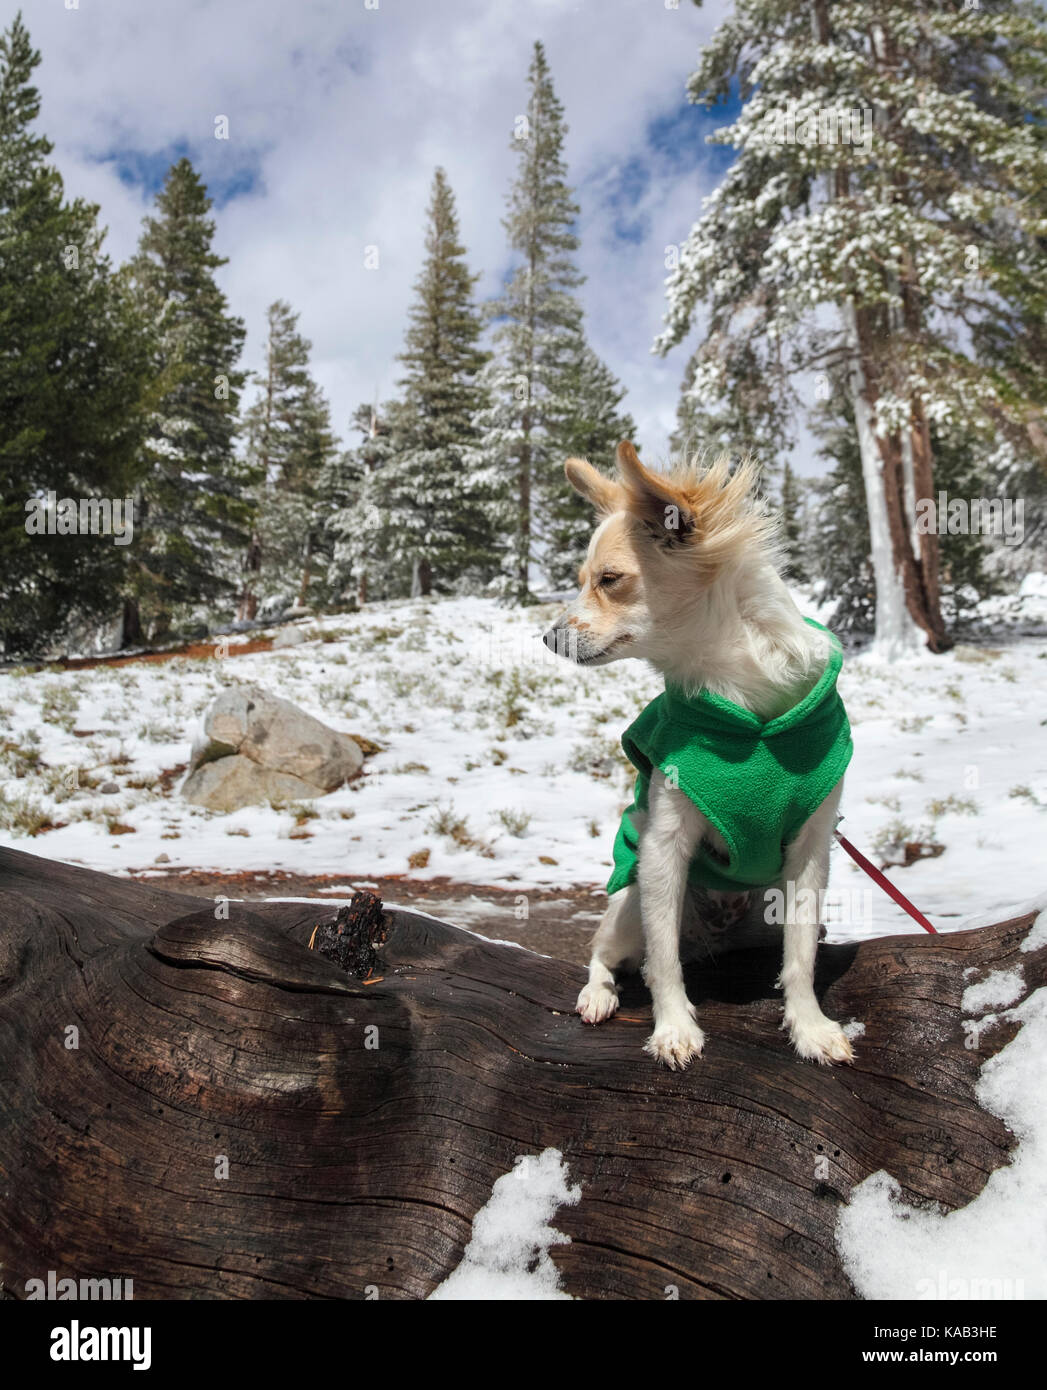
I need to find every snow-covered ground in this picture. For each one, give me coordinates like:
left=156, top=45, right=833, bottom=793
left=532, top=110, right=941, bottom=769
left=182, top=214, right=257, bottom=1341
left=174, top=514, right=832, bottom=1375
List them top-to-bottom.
left=1, top=586, right=1045, bottom=940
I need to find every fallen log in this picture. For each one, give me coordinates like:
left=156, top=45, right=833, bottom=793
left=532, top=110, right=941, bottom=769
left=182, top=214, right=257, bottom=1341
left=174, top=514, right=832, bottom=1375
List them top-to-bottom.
left=0, top=844, right=1040, bottom=1300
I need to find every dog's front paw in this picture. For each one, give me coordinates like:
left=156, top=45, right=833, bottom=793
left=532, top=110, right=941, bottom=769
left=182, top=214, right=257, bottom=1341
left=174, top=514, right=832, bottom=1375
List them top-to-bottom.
left=576, top=980, right=619, bottom=1024
left=644, top=1013, right=705, bottom=1070
left=787, top=1015, right=855, bottom=1066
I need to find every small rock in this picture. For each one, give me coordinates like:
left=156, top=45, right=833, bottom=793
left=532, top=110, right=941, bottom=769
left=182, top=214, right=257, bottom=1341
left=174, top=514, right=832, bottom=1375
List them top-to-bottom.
left=272, top=627, right=307, bottom=649
left=99, top=781, right=120, bottom=794
left=154, top=852, right=170, bottom=864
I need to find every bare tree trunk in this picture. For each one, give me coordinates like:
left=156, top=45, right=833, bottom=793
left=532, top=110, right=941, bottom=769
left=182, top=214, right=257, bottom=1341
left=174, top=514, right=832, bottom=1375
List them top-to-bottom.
left=829, top=16, right=950, bottom=658
left=843, top=301, right=923, bottom=658
left=844, top=302, right=951, bottom=656
left=908, top=402, right=950, bottom=652
left=877, top=430, right=943, bottom=652
left=517, top=443, right=531, bottom=599
left=238, top=530, right=262, bottom=622
left=296, top=533, right=313, bottom=609
left=411, top=557, right=432, bottom=597
left=119, top=596, right=143, bottom=650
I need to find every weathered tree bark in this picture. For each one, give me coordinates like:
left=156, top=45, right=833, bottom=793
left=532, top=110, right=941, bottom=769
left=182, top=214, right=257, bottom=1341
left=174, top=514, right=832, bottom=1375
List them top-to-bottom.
left=0, top=845, right=1040, bottom=1300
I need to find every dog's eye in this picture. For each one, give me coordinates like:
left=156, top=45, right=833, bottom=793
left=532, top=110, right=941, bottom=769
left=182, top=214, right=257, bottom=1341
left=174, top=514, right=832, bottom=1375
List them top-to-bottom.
left=598, top=572, right=622, bottom=588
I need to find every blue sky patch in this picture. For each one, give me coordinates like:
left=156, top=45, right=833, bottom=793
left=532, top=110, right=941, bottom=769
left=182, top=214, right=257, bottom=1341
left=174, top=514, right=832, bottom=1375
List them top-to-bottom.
left=98, top=141, right=263, bottom=209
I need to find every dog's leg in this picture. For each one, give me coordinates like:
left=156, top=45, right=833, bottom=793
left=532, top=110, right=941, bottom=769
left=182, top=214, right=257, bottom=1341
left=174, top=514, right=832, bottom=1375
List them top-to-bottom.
left=638, top=776, right=707, bottom=1069
left=779, top=779, right=854, bottom=1065
left=576, top=884, right=643, bottom=1024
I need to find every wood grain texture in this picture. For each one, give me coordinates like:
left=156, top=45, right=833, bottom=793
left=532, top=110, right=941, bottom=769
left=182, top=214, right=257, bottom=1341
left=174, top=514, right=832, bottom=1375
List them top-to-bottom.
left=0, top=844, right=1040, bottom=1300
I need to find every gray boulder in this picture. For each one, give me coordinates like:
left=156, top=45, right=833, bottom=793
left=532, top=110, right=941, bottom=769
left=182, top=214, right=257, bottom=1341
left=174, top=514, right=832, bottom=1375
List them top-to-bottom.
left=182, top=685, right=363, bottom=810
left=182, top=755, right=329, bottom=813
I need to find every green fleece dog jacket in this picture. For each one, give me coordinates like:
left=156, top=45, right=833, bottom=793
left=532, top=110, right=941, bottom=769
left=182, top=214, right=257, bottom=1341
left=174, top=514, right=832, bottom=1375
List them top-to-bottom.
left=607, top=619, right=852, bottom=895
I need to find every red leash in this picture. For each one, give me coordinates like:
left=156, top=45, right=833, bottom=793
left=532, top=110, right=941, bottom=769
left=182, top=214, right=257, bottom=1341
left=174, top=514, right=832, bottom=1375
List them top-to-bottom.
left=834, top=830, right=938, bottom=934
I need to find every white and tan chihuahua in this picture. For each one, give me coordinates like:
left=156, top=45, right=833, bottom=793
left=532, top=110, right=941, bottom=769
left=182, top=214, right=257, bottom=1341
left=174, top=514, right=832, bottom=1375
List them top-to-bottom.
left=544, top=442, right=855, bottom=1071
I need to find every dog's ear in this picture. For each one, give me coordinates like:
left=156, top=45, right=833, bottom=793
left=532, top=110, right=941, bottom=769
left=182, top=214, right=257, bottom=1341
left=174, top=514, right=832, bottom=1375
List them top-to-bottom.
left=615, top=441, right=696, bottom=544
left=564, top=457, right=623, bottom=516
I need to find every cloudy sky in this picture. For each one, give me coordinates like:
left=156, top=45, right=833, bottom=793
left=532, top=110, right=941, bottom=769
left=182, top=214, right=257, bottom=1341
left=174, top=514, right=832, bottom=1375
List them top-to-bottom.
left=20, top=0, right=745, bottom=465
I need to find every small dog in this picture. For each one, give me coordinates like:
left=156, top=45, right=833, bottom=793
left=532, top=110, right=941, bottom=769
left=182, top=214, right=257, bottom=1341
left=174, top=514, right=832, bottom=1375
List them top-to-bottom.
left=544, top=442, right=855, bottom=1070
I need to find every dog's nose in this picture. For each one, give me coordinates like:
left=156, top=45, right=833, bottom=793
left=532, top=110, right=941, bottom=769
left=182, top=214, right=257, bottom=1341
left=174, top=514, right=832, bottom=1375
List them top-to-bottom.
left=542, top=628, right=556, bottom=650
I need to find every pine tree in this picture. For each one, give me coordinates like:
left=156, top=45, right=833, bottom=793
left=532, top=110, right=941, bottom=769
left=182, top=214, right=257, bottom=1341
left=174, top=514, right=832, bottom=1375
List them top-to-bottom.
left=657, top=0, right=1047, bottom=658
left=0, top=15, right=147, bottom=656
left=473, top=42, right=587, bottom=603
left=970, top=44, right=1047, bottom=580
left=127, top=157, right=247, bottom=643
left=373, top=168, right=492, bottom=597
left=238, top=299, right=305, bottom=619
left=239, top=301, right=337, bottom=615
left=669, top=339, right=794, bottom=477
left=543, top=342, right=634, bottom=589
left=289, top=378, right=340, bottom=608
left=808, top=394, right=876, bottom=636
left=328, top=402, right=401, bottom=605
left=930, top=430, right=1003, bottom=624
left=779, top=461, right=806, bottom=583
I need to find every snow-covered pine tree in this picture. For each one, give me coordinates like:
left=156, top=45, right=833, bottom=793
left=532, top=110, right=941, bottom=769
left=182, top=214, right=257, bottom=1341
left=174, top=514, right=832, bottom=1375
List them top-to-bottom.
left=658, top=0, right=1047, bottom=658
left=0, top=15, right=147, bottom=656
left=472, top=41, right=587, bottom=603
left=970, top=48, right=1047, bottom=580
left=127, top=157, right=247, bottom=644
left=372, top=168, right=493, bottom=597
left=238, top=299, right=308, bottom=619
left=240, top=301, right=336, bottom=615
left=669, top=338, right=794, bottom=477
left=543, top=342, right=635, bottom=590
left=291, top=379, right=342, bottom=609
left=807, top=392, right=877, bottom=636
left=327, top=402, right=400, bottom=605
left=929, top=429, right=1003, bottom=624
left=779, top=461, right=807, bottom=582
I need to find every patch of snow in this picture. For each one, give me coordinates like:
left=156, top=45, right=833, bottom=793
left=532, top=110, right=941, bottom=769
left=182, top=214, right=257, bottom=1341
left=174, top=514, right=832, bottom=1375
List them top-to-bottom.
left=1018, top=571, right=1047, bottom=600
left=955, top=892, right=1047, bottom=936
left=1022, top=907, right=1047, bottom=954
left=961, top=967, right=1025, bottom=1016
left=836, top=977, right=1046, bottom=1300
left=428, top=1148, right=582, bottom=1300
